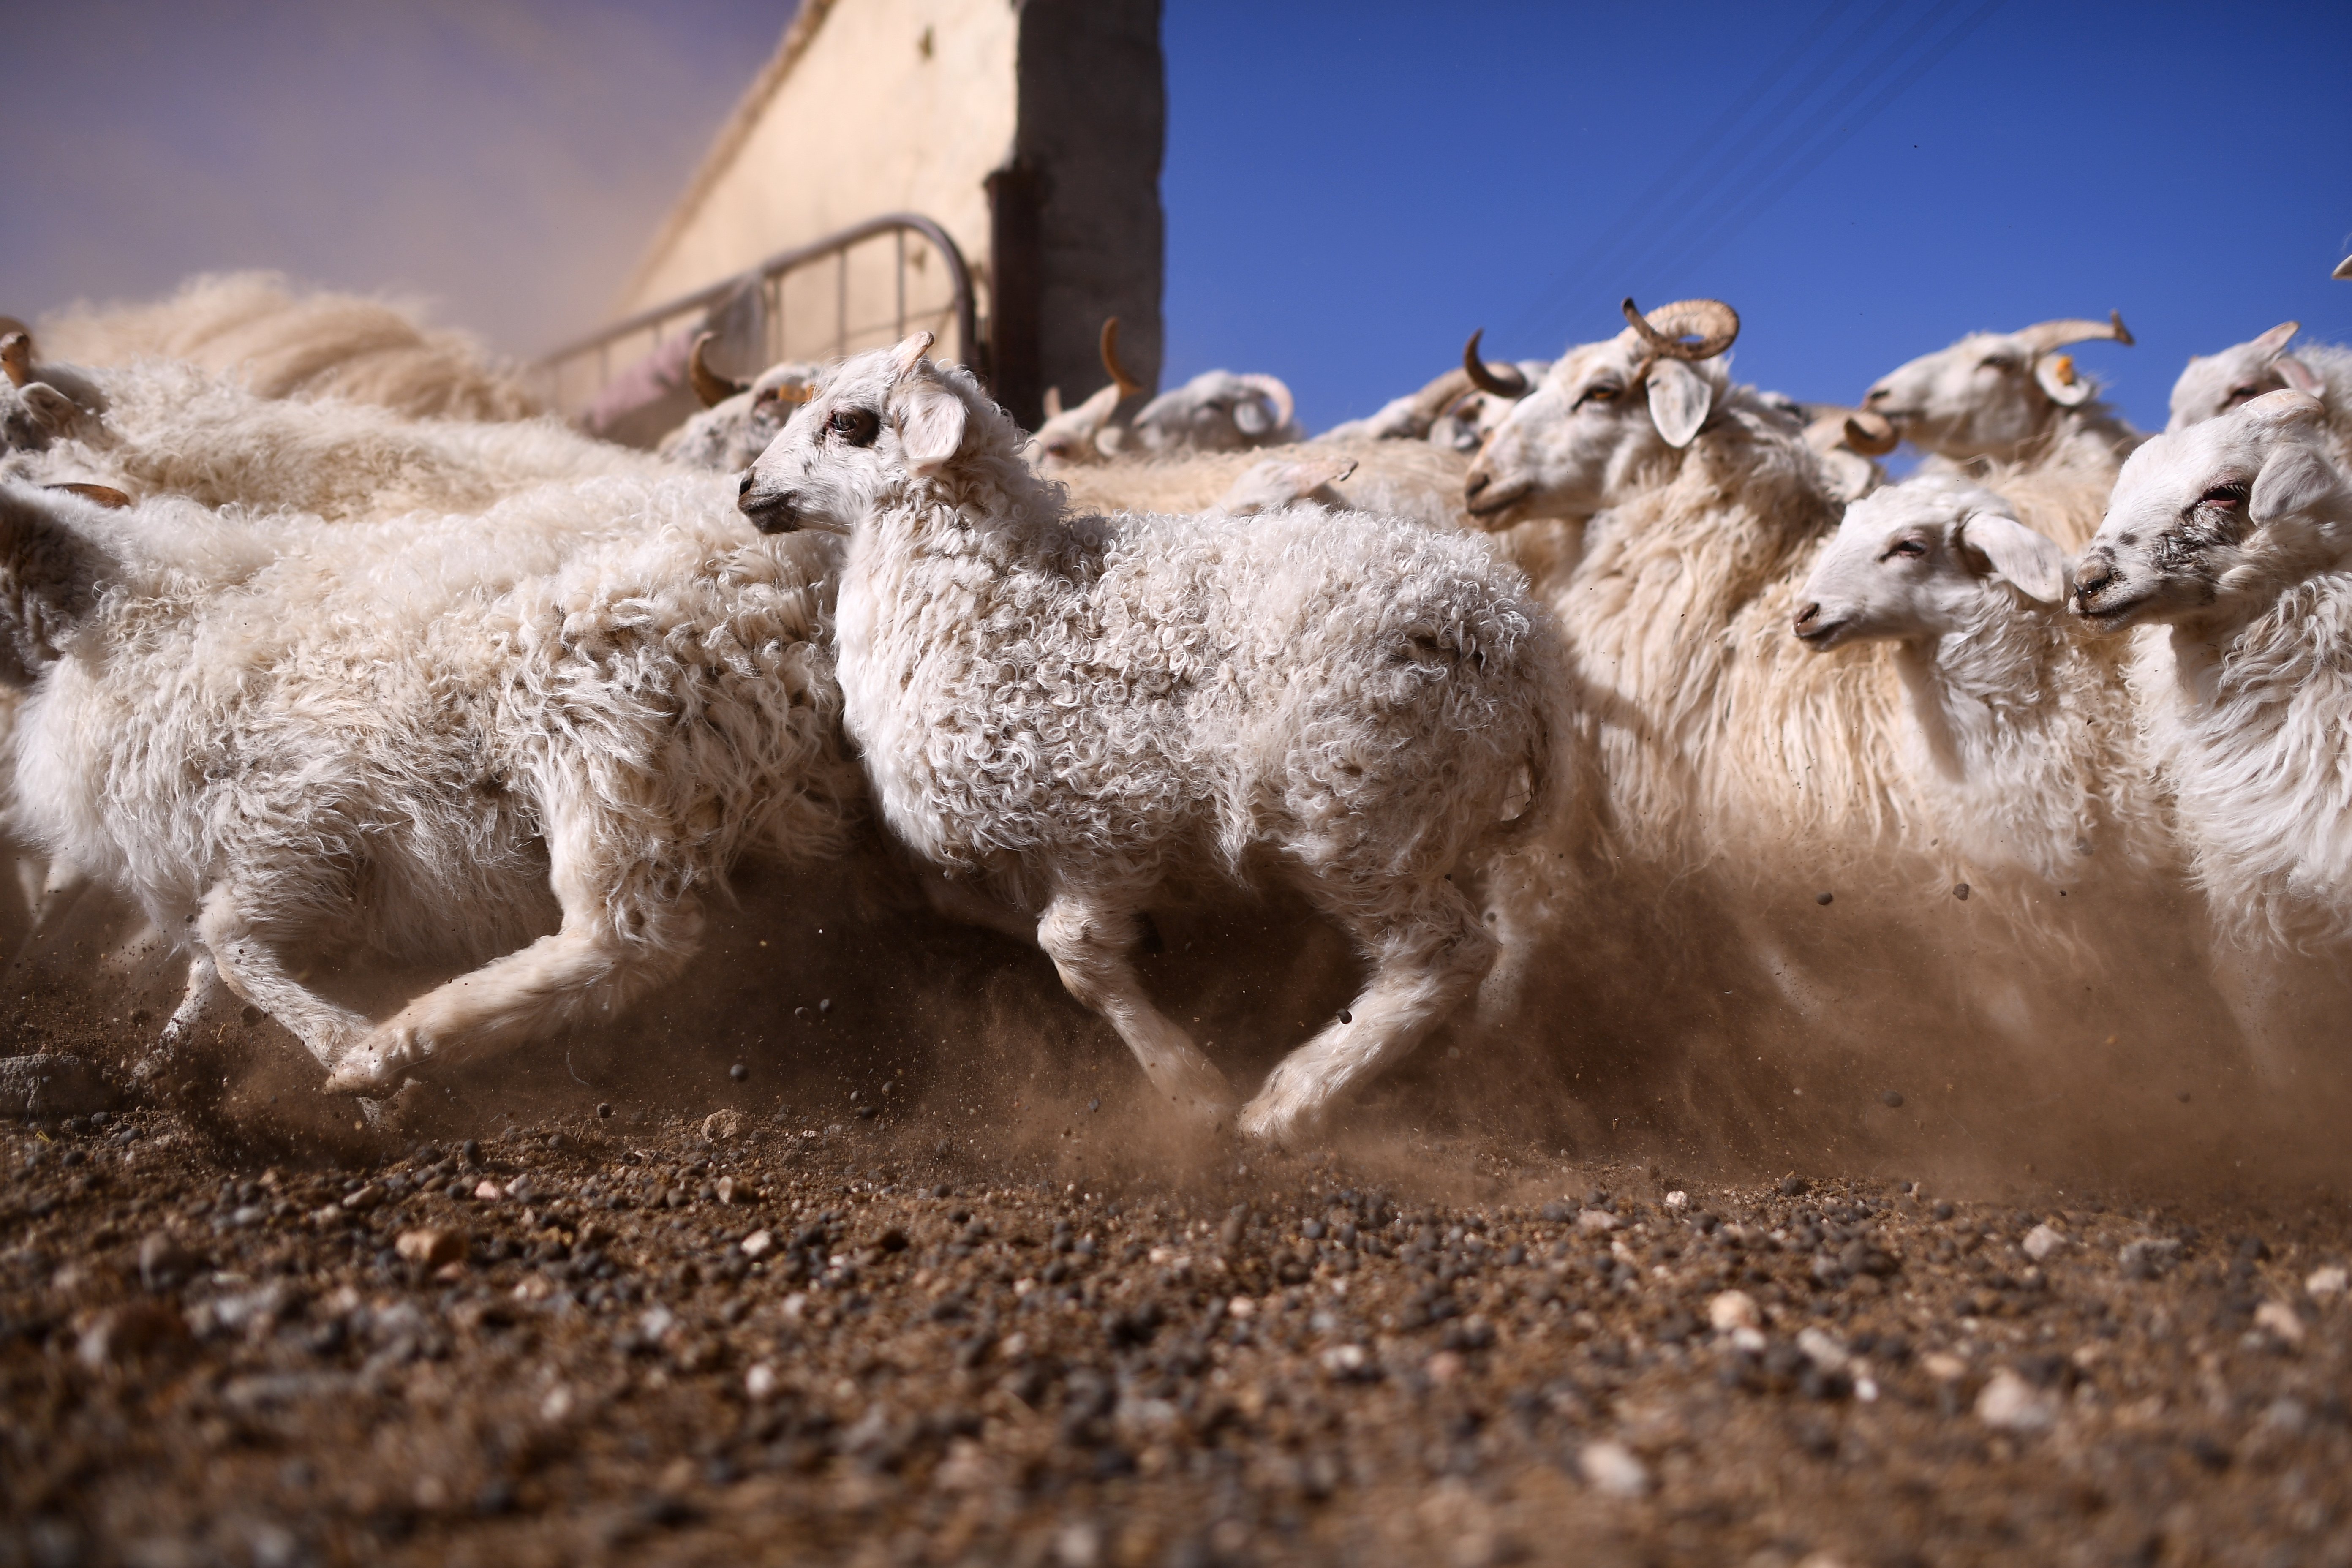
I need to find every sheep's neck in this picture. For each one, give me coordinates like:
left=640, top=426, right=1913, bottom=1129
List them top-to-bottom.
left=1893, top=595, right=2062, bottom=786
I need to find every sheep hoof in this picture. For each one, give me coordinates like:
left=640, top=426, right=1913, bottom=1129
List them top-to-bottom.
left=324, top=1051, right=397, bottom=1097
left=1235, top=1094, right=1314, bottom=1146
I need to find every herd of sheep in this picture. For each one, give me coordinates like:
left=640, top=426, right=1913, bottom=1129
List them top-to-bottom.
left=0, top=264, right=2347, bottom=1145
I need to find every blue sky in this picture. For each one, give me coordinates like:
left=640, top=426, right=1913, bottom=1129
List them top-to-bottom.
left=4, top=2, right=2347, bottom=436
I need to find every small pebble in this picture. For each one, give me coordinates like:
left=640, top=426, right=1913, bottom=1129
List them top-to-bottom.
left=1953, top=883, right=1970, bottom=900
left=1814, top=891, right=1834, bottom=906
left=729, top=1064, right=748, bottom=1082
left=1880, top=1090, right=1905, bottom=1108
left=596, top=1104, right=613, bottom=1120
left=702, top=1109, right=748, bottom=1143
left=1780, top=1176, right=1810, bottom=1197
left=1577, top=1209, right=1618, bottom=1233
left=2023, top=1224, right=2063, bottom=1261
left=395, top=1228, right=467, bottom=1269
left=739, top=1230, right=774, bottom=1259
left=137, top=1232, right=197, bottom=1292
left=2306, top=1266, right=2347, bottom=1301
left=1707, top=1290, right=1760, bottom=1332
left=2253, top=1301, right=2305, bottom=1345
left=745, top=1362, right=780, bottom=1399
left=1976, top=1369, right=2058, bottom=1432
left=1579, top=1440, right=1650, bottom=1498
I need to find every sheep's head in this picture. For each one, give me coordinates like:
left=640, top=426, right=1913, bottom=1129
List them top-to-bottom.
left=1461, top=298, right=1739, bottom=525
left=1860, top=313, right=2132, bottom=463
left=1026, top=318, right=1145, bottom=467
left=2167, top=321, right=2323, bottom=433
left=0, top=327, right=101, bottom=453
left=739, top=332, right=1006, bottom=536
left=658, top=338, right=821, bottom=473
left=1431, top=363, right=1550, bottom=455
left=1129, top=369, right=1297, bottom=455
left=2071, top=390, right=2349, bottom=634
left=1794, top=477, right=2065, bottom=651
left=0, top=481, right=117, bottom=686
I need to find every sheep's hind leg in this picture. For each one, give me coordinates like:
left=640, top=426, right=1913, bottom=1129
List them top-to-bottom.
left=327, top=821, right=703, bottom=1094
left=1238, top=878, right=1496, bottom=1146
left=1036, top=890, right=1235, bottom=1127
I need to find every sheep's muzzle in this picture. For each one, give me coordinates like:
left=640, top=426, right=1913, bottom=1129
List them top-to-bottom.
left=738, top=475, right=800, bottom=534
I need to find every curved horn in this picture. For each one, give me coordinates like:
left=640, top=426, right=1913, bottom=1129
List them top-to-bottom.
left=2336, top=255, right=2352, bottom=281
left=1620, top=298, right=1740, bottom=362
left=2014, top=311, right=2133, bottom=354
left=1099, top=317, right=1141, bottom=399
left=0, top=318, right=30, bottom=350
left=1462, top=330, right=1530, bottom=398
left=0, top=332, right=29, bottom=388
left=688, top=332, right=751, bottom=408
left=1405, top=367, right=1478, bottom=425
left=1238, top=373, right=1295, bottom=433
left=47, top=482, right=131, bottom=509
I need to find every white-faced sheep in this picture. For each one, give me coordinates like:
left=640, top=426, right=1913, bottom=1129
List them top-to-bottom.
left=37, top=272, right=542, bottom=422
left=1857, top=314, right=2140, bottom=541
left=2168, top=321, right=2352, bottom=468
left=738, top=333, right=1558, bottom=1144
left=656, top=334, right=824, bottom=472
left=2071, top=389, right=2352, bottom=948
left=0, top=473, right=856, bottom=1095
left=1790, top=474, right=2156, bottom=884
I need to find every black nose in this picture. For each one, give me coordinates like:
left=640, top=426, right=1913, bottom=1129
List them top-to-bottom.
left=737, top=481, right=800, bottom=535
left=2073, top=562, right=2113, bottom=603
left=1794, top=602, right=1820, bottom=629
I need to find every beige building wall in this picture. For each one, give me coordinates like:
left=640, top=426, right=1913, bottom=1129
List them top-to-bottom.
left=600, top=0, right=1163, bottom=430
left=621, top=0, right=1015, bottom=359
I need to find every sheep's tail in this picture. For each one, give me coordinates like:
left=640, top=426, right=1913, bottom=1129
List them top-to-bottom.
left=0, top=484, right=112, bottom=689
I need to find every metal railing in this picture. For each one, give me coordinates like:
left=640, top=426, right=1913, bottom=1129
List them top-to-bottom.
left=535, top=212, right=978, bottom=418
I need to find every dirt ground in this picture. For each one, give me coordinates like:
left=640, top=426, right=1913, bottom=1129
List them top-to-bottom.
left=6, top=1004, right=2352, bottom=1568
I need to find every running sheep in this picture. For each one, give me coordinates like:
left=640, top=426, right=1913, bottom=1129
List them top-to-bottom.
left=737, top=332, right=1560, bottom=1143
left=0, top=473, right=856, bottom=1095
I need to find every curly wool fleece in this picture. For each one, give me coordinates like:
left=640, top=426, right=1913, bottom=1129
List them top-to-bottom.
left=742, top=335, right=1562, bottom=1143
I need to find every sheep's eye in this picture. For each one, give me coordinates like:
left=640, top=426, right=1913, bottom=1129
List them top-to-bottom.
left=1981, top=357, right=2018, bottom=373
left=1576, top=383, right=1622, bottom=407
left=2225, top=386, right=2262, bottom=405
left=827, top=408, right=880, bottom=446
left=2199, top=482, right=2248, bottom=508
left=1882, top=538, right=1928, bottom=561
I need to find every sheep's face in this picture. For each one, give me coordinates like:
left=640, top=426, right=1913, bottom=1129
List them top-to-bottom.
left=2167, top=323, right=2321, bottom=433
left=1462, top=332, right=1724, bottom=524
left=1859, top=332, right=2096, bottom=462
left=738, top=335, right=972, bottom=536
left=662, top=361, right=821, bottom=473
left=1430, top=367, right=1548, bottom=456
left=1129, top=370, right=1296, bottom=455
left=0, top=382, right=86, bottom=454
left=1026, top=382, right=1125, bottom=468
left=2072, top=391, right=2349, bottom=634
left=1794, top=479, right=2065, bottom=651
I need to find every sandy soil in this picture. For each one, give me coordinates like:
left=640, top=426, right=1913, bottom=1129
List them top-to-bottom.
left=6, top=1054, right=2351, bottom=1568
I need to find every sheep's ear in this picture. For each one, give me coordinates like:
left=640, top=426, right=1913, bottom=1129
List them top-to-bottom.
left=2252, top=321, right=2300, bottom=358
left=890, top=331, right=936, bottom=381
left=2034, top=353, right=2095, bottom=408
left=2276, top=354, right=2323, bottom=399
left=1645, top=359, right=1713, bottom=448
left=893, top=380, right=966, bottom=477
left=21, top=384, right=81, bottom=433
left=1040, top=386, right=1064, bottom=419
left=2249, top=436, right=2345, bottom=529
left=1960, top=512, right=2066, bottom=603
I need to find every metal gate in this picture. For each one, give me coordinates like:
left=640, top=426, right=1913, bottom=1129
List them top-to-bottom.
left=534, top=212, right=978, bottom=420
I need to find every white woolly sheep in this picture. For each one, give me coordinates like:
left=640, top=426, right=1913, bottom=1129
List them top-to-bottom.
left=38, top=271, right=542, bottom=422
left=1858, top=314, right=2140, bottom=514
left=2168, top=321, right=2352, bottom=468
left=738, top=333, right=1559, bottom=1144
left=657, top=334, right=825, bottom=472
left=2, top=357, right=665, bottom=524
left=1128, top=368, right=1301, bottom=455
left=2071, top=390, right=2352, bottom=949
left=0, top=473, right=856, bottom=1095
left=1791, top=474, right=2155, bottom=883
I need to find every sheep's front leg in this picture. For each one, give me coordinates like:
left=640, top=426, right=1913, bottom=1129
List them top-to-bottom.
left=327, top=817, right=702, bottom=1094
left=1239, top=879, right=1495, bottom=1144
left=199, top=883, right=373, bottom=1072
left=1036, top=891, right=1234, bottom=1126
left=131, top=948, right=223, bottom=1086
